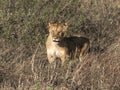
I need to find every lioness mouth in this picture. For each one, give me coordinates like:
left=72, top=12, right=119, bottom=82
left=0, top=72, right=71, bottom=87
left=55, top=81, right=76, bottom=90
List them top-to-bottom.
left=53, top=38, right=60, bottom=42
left=53, top=40, right=60, bottom=42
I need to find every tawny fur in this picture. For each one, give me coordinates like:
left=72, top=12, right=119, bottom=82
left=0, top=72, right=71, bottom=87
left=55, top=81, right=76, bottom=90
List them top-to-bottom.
left=46, top=23, right=90, bottom=64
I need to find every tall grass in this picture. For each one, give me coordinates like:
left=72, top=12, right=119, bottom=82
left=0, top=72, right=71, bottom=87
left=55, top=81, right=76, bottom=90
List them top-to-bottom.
left=0, top=0, right=120, bottom=90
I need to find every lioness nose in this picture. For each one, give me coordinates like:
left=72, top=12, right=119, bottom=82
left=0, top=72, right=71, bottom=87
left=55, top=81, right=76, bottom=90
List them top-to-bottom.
left=54, top=37, right=58, bottom=39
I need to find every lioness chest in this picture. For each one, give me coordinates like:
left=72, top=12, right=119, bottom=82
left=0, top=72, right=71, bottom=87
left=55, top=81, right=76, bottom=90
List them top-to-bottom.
left=47, top=43, right=67, bottom=58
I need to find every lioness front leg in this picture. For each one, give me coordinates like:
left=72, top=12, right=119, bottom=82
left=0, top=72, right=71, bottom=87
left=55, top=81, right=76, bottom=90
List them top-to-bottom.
left=60, top=53, right=69, bottom=65
left=47, top=54, right=55, bottom=63
left=61, top=56, right=66, bottom=65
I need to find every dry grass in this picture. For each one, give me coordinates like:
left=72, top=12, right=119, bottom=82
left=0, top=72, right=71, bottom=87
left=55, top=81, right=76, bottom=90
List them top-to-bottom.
left=0, top=0, right=120, bottom=90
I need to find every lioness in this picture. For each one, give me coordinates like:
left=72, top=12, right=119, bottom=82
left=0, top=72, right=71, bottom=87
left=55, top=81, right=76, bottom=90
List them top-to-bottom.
left=46, top=23, right=90, bottom=64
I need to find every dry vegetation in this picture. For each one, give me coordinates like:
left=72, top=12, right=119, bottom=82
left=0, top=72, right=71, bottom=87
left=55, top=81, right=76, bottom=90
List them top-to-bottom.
left=0, top=0, right=120, bottom=90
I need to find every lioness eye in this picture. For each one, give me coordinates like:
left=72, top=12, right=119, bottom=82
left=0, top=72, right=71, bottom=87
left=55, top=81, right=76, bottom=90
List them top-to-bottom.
left=51, top=31, right=54, bottom=34
left=61, top=32, right=64, bottom=36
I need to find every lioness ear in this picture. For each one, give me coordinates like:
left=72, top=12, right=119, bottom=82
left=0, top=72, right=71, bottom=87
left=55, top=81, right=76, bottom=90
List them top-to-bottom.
left=48, top=23, right=51, bottom=27
left=48, top=23, right=52, bottom=32
left=64, top=23, right=68, bottom=31
left=64, top=23, right=67, bottom=26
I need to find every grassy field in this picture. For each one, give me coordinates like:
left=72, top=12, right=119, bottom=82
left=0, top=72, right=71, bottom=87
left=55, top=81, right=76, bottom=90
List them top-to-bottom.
left=0, top=0, right=120, bottom=90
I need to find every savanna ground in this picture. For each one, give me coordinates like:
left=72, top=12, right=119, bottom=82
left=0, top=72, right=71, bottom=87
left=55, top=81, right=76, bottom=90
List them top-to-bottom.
left=0, top=0, right=120, bottom=90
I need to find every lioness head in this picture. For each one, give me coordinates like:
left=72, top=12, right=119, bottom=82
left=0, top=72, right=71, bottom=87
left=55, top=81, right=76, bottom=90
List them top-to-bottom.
left=48, top=23, right=68, bottom=42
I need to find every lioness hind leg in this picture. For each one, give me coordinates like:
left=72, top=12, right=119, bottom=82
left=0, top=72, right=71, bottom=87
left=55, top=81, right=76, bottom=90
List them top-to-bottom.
left=79, top=43, right=89, bottom=62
